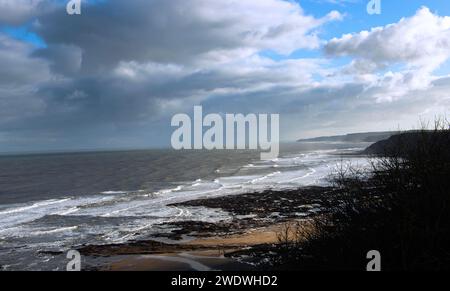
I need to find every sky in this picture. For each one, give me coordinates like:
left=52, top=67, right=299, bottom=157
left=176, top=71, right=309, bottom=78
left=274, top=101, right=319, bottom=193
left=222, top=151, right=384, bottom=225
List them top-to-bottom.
left=0, top=0, right=449, bottom=152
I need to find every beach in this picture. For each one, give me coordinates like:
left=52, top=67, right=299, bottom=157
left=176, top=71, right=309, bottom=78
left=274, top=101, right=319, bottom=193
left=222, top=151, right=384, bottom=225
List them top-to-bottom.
left=0, top=143, right=369, bottom=271
left=77, top=186, right=345, bottom=271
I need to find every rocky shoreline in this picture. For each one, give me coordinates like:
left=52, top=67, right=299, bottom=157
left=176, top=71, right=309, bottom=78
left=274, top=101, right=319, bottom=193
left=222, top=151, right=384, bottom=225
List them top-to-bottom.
left=77, top=186, right=346, bottom=270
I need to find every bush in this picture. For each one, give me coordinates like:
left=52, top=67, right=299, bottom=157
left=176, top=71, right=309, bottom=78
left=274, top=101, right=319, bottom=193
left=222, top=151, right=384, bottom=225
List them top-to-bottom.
left=273, top=119, right=450, bottom=271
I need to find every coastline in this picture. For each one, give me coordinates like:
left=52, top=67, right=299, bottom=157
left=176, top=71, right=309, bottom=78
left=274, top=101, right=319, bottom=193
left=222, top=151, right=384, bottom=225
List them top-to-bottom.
left=0, top=144, right=371, bottom=271
left=78, top=186, right=345, bottom=271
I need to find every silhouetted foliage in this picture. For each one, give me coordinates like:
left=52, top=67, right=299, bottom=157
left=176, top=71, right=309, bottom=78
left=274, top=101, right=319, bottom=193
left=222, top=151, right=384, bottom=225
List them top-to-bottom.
left=273, top=118, right=450, bottom=270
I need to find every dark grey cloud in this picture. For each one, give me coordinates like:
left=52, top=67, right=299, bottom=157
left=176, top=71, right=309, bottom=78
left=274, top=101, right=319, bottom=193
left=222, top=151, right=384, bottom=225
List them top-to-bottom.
left=35, top=0, right=330, bottom=72
left=0, top=1, right=448, bottom=152
left=0, top=34, right=50, bottom=87
left=0, top=34, right=48, bottom=128
left=33, top=44, right=82, bottom=75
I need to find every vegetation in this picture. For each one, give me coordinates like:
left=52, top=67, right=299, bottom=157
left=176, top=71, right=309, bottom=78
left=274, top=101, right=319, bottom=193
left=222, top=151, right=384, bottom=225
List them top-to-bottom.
left=273, top=119, right=450, bottom=271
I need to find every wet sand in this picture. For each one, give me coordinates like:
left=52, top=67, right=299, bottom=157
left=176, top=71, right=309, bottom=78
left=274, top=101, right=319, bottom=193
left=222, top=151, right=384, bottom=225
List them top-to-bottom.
left=79, top=186, right=342, bottom=271
left=187, top=223, right=286, bottom=247
left=105, top=224, right=294, bottom=271
left=83, top=225, right=279, bottom=271
left=107, top=252, right=253, bottom=271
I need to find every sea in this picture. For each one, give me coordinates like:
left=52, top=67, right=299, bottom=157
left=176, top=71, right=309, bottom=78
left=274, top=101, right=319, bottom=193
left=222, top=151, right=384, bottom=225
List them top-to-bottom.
left=0, top=142, right=371, bottom=270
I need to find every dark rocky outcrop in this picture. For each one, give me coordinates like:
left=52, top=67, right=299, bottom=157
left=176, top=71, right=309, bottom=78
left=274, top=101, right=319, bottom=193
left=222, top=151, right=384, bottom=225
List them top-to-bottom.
left=362, top=131, right=450, bottom=156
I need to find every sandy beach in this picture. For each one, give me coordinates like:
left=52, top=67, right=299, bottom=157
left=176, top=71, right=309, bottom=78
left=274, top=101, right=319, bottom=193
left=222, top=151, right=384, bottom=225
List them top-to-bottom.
left=78, top=186, right=341, bottom=271
left=106, top=222, right=296, bottom=271
left=91, top=224, right=298, bottom=271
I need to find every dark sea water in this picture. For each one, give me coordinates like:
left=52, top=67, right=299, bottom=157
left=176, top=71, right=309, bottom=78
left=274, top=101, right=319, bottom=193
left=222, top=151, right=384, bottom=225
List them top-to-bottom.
left=0, top=143, right=370, bottom=270
left=0, top=150, right=259, bottom=205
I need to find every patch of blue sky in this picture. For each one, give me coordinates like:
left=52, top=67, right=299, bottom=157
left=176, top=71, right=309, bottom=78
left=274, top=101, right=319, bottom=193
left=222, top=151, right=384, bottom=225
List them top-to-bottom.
left=0, top=0, right=108, bottom=49
left=260, top=0, right=450, bottom=63
left=260, top=0, right=450, bottom=74
left=299, top=0, right=450, bottom=40
left=1, top=25, right=47, bottom=48
left=259, top=49, right=322, bottom=61
left=434, top=60, right=450, bottom=77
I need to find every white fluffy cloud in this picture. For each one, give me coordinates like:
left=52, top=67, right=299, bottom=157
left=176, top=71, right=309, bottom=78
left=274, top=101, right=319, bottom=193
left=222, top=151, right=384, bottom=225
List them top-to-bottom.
left=0, top=2, right=449, bottom=150
left=325, top=7, right=450, bottom=101
left=326, top=7, right=450, bottom=68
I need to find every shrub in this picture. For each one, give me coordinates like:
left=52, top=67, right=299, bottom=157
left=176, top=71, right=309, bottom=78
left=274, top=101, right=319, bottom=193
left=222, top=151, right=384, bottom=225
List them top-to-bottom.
left=273, top=118, right=450, bottom=270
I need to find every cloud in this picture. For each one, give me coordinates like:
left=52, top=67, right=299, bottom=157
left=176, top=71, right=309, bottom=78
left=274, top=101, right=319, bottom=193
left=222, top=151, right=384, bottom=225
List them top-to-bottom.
left=0, top=0, right=49, bottom=25
left=35, top=0, right=340, bottom=71
left=0, top=1, right=338, bottom=136
left=0, top=2, right=448, bottom=151
left=325, top=7, right=450, bottom=101
left=326, top=7, right=450, bottom=70
left=0, top=33, right=49, bottom=125
left=0, top=34, right=49, bottom=86
left=33, top=44, right=82, bottom=75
